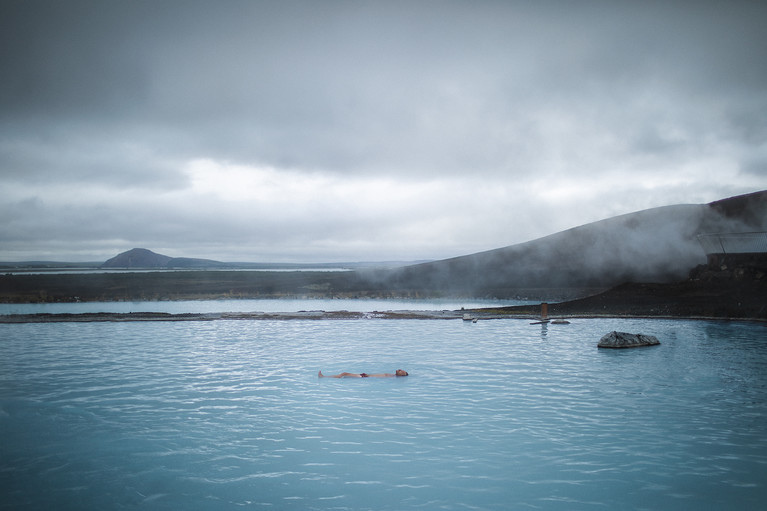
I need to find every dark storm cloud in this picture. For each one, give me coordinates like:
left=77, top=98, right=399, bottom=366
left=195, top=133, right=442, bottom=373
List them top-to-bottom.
left=1, top=0, right=766, bottom=261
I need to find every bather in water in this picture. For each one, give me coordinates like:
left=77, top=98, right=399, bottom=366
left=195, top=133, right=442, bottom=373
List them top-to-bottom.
left=318, top=369, right=408, bottom=378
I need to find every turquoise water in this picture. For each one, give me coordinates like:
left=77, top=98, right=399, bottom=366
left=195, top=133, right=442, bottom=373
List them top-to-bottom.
left=1, top=317, right=766, bottom=510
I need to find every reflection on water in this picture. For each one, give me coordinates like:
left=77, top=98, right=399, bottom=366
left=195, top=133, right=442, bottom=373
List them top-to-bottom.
left=0, top=297, right=531, bottom=315
left=1, top=318, right=766, bottom=510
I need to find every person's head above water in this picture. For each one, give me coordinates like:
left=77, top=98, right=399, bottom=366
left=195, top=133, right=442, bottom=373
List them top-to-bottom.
left=395, top=369, right=408, bottom=376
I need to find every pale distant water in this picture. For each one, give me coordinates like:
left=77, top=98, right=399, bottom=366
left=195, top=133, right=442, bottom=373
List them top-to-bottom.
left=2, top=268, right=353, bottom=275
left=0, top=297, right=527, bottom=315
left=2, top=316, right=766, bottom=510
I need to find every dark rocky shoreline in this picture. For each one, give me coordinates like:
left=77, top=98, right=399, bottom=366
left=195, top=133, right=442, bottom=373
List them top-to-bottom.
left=479, top=261, right=767, bottom=321
left=482, top=281, right=766, bottom=321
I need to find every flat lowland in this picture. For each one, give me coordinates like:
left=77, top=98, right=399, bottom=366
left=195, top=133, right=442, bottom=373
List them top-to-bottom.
left=1, top=266, right=765, bottom=322
left=0, top=268, right=601, bottom=303
left=0, top=270, right=359, bottom=303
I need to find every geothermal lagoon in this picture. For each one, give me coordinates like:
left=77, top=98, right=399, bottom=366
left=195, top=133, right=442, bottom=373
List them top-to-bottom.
left=1, top=300, right=766, bottom=510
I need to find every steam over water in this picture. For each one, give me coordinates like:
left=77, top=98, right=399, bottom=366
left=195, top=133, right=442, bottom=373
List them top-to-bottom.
left=2, top=316, right=766, bottom=509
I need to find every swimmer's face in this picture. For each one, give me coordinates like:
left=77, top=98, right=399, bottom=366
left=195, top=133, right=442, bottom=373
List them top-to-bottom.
left=395, top=369, right=408, bottom=376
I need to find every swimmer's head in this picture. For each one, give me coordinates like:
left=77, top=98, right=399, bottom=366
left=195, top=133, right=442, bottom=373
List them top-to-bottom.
left=395, top=369, right=408, bottom=376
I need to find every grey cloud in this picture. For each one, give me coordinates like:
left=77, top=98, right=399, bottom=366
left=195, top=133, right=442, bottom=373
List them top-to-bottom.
left=0, top=1, right=150, bottom=116
left=1, top=1, right=767, bottom=262
left=5, top=1, right=766, bottom=170
left=0, top=129, right=189, bottom=190
left=740, top=157, right=767, bottom=178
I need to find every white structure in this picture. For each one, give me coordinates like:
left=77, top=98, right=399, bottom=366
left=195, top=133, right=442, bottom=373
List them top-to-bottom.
left=697, top=232, right=767, bottom=266
left=697, top=232, right=767, bottom=255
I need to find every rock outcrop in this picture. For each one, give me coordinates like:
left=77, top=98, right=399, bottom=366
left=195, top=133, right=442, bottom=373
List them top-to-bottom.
left=598, top=331, right=660, bottom=349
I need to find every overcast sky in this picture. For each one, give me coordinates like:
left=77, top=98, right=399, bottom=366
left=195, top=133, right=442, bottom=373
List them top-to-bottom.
left=1, top=0, right=766, bottom=263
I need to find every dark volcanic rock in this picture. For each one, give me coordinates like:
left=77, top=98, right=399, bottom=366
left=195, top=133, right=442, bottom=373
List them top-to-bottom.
left=598, top=331, right=660, bottom=349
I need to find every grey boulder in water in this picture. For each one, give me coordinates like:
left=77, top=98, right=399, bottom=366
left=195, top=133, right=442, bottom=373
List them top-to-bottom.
left=598, top=331, right=660, bottom=349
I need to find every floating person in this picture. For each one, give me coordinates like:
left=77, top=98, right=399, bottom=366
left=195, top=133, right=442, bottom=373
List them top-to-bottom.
left=318, top=369, right=409, bottom=378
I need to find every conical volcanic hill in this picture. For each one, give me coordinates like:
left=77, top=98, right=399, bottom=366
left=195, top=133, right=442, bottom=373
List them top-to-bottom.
left=101, top=248, right=224, bottom=269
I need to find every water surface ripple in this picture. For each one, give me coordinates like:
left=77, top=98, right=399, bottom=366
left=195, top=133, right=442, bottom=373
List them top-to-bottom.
left=2, top=318, right=766, bottom=510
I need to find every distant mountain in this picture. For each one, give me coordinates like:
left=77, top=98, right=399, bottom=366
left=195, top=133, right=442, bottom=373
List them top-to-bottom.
left=359, top=190, right=767, bottom=297
left=99, top=248, right=421, bottom=271
left=100, top=248, right=226, bottom=269
left=101, top=248, right=170, bottom=268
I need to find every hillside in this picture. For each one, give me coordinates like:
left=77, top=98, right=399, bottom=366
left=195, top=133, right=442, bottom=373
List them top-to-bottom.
left=356, top=190, right=767, bottom=298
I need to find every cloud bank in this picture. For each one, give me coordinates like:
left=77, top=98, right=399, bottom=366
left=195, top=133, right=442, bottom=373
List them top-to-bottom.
left=1, top=0, right=766, bottom=262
